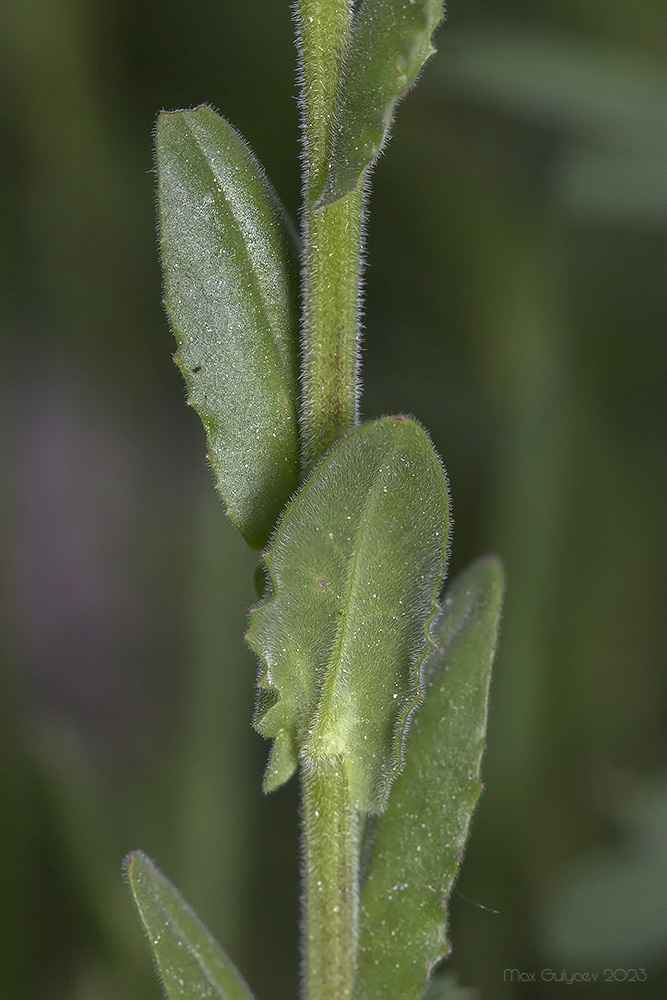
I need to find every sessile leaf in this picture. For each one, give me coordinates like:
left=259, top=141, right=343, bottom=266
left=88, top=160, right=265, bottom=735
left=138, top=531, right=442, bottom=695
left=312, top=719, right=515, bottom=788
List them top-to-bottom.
left=316, top=0, right=445, bottom=207
left=156, top=105, right=300, bottom=549
left=247, top=416, right=451, bottom=813
left=355, top=557, right=504, bottom=999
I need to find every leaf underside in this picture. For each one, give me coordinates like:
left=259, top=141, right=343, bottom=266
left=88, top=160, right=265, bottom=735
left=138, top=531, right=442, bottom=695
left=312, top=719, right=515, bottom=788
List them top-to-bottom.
left=317, top=0, right=444, bottom=206
left=156, top=105, right=300, bottom=549
left=248, top=416, right=451, bottom=813
left=355, top=557, right=504, bottom=1000
left=125, top=851, right=255, bottom=1000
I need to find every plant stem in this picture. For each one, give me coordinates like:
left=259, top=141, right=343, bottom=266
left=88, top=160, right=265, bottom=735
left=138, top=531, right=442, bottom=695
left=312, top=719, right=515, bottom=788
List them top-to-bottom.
left=296, top=0, right=366, bottom=470
left=295, top=4, right=365, bottom=995
left=302, top=759, right=360, bottom=1000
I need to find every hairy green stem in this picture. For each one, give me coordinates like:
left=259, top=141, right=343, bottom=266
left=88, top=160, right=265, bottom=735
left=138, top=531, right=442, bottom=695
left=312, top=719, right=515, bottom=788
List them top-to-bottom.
left=296, top=0, right=366, bottom=470
left=295, top=4, right=365, bottom=994
left=302, top=759, right=360, bottom=1000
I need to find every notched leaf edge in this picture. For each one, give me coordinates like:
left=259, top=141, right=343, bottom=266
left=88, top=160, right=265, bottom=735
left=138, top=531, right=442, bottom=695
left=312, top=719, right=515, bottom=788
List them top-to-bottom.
left=247, top=415, right=451, bottom=808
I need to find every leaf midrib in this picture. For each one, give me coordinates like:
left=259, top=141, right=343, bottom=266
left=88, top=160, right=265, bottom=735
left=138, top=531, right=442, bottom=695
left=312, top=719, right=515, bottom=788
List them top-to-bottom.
left=181, top=113, right=295, bottom=393
left=307, top=425, right=400, bottom=756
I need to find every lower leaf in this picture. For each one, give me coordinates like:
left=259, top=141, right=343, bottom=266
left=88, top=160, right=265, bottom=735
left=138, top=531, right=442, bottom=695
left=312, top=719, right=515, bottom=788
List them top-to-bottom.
left=355, top=557, right=504, bottom=999
left=124, top=851, right=255, bottom=1000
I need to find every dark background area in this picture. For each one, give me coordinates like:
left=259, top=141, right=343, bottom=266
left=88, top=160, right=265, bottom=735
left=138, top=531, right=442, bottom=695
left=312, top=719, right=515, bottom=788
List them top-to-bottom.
left=1, top=1, right=666, bottom=997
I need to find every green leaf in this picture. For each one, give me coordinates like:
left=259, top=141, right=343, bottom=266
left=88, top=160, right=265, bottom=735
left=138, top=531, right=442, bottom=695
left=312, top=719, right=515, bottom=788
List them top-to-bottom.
left=316, top=0, right=444, bottom=207
left=156, top=105, right=300, bottom=549
left=248, top=416, right=450, bottom=812
left=355, top=557, right=504, bottom=1000
left=124, top=851, right=255, bottom=1000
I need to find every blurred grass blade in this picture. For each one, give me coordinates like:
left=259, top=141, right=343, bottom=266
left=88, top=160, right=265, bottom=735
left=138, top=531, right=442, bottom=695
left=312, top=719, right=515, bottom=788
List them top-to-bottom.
left=317, top=0, right=444, bottom=206
left=438, top=26, right=667, bottom=151
left=156, top=105, right=300, bottom=549
left=557, top=149, right=667, bottom=227
left=248, top=416, right=451, bottom=812
left=355, top=557, right=504, bottom=999
left=125, top=851, right=255, bottom=1000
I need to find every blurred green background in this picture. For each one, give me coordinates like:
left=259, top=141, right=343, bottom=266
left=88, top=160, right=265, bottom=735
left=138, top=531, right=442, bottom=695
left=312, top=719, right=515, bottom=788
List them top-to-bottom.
left=1, top=0, right=666, bottom=997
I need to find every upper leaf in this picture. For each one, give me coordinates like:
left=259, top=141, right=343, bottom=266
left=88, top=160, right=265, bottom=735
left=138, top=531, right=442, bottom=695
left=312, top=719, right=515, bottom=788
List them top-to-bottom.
left=316, top=0, right=444, bottom=207
left=156, top=105, right=300, bottom=549
left=247, top=416, right=451, bottom=812
left=355, top=557, right=504, bottom=1000
left=125, top=851, right=255, bottom=1000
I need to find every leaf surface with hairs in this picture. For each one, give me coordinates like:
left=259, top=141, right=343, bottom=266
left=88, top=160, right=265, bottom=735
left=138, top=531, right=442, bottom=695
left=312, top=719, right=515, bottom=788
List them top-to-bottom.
left=157, top=105, right=300, bottom=549
left=248, top=416, right=451, bottom=812
left=355, top=557, right=504, bottom=998
left=125, top=851, right=255, bottom=1000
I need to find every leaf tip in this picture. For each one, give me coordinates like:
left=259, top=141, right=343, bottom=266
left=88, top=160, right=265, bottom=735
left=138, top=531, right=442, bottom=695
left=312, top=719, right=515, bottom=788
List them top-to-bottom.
left=478, top=552, right=504, bottom=582
left=123, top=849, right=147, bottom=873
left=123, top=850, right=152, bottom=897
